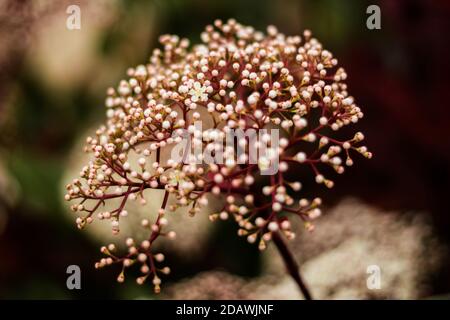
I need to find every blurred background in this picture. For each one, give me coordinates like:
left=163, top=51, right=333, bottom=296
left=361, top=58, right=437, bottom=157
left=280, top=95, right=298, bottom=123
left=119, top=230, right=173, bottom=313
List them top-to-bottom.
left=0, top=0, right=449, bottom=299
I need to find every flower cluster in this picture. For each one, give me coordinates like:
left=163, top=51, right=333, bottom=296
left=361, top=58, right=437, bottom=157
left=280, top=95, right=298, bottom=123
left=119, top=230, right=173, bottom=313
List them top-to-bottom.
left=64, top=19, right=371, bottom=292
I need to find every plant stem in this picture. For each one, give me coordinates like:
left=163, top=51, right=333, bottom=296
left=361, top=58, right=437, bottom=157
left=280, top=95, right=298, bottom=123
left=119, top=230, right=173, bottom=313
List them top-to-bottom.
left=272, top=231, right=312, bottom=300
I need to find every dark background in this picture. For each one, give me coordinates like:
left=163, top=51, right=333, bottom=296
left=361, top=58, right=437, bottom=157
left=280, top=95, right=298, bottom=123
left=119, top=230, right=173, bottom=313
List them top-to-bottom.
left=0, top=0, right=449, bottom=299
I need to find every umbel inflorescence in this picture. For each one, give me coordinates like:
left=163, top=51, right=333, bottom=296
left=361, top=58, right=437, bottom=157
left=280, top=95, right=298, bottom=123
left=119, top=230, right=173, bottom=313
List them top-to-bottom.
left=64, top=19, right=371, bottom=294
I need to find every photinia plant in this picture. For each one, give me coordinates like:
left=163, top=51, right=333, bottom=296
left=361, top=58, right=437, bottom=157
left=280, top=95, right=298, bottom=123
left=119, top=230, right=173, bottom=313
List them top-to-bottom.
left=64, top=19, right=371, bottom=299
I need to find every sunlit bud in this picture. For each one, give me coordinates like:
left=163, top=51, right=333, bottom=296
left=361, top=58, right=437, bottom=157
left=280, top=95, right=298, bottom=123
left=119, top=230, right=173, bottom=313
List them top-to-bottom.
left=268, top=221, right=279, bottom=232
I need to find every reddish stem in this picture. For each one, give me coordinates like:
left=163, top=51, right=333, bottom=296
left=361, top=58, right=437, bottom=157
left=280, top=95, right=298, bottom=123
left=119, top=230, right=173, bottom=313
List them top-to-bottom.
left=272, top=231, right=312, bottom=300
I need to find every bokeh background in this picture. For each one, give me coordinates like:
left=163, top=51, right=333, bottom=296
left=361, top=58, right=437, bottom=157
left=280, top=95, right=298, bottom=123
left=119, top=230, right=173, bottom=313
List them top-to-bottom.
left=1, top=0, right=449, bottom=299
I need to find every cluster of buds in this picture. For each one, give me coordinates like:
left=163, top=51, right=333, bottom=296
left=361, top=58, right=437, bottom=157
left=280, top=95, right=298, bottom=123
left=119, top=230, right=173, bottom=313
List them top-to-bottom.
left=64, top=19, right=371, bottom=292
left=96, top=235, right=172, bottom=293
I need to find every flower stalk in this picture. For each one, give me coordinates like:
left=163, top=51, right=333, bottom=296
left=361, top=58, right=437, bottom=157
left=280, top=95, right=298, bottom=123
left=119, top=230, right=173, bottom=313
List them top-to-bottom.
left=272, top=231, right=312, bottom=300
